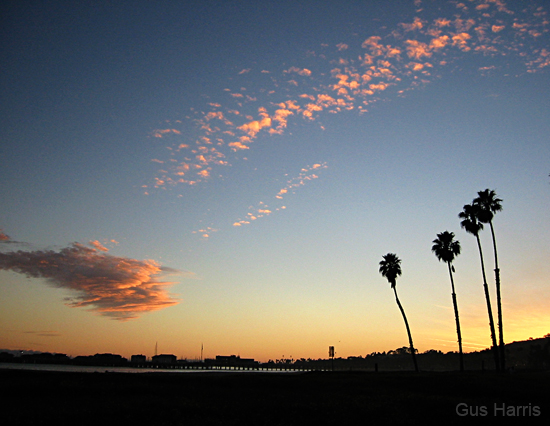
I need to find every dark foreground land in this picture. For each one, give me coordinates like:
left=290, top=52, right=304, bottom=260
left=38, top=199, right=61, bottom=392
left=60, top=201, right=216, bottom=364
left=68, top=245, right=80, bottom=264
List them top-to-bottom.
left=1, top=368, right=548, bottom=425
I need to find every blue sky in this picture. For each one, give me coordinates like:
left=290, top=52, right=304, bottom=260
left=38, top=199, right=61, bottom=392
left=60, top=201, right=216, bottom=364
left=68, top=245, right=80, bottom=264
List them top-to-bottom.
left=1, top=0, right=549, bottom=361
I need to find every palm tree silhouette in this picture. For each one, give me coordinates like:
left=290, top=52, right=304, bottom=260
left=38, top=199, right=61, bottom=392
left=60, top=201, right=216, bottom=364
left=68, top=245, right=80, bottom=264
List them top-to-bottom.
left=473, top=189, right=505, bottom=371
left=459, top=203, right=500, bottom=371
left=431, top=231, right=464, bottom=372
left=379, top=253, right=419, bottom=372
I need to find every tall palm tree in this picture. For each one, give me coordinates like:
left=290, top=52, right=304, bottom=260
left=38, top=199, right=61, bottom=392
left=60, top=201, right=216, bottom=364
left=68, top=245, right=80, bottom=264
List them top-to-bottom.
left=473, top=189, right=505, bottom=371
left=459, top=203, right=500, bottom=371
left=431, top=231, right=464, bottom=372
left=379, top=253, right=419, bottom=372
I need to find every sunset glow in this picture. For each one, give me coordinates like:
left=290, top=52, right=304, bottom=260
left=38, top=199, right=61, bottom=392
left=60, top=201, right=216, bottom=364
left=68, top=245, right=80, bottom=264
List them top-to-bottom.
left=1, top=0, right=549, bottom=362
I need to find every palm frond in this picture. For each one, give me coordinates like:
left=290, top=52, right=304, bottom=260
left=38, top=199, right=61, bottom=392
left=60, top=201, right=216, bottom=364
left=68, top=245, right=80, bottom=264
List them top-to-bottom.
left=473, top=189, right=503, bottom=223
left=459, top=203, right=483, bottom=236
left=432, top=231, right=461, bottom=263
left=379, top=253, right=402, bottom=288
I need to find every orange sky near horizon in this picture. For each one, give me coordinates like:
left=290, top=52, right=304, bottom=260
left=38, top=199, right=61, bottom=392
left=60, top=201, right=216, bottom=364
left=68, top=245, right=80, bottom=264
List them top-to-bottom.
left=1, top=0, right=549, bottom=364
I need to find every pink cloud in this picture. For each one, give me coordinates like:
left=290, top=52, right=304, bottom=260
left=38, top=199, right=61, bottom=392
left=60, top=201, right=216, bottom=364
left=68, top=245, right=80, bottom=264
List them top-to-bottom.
left=147, top=0, right=550, bottom=194
left=476, top=4, right=490, bottom=11
left=400, top=17, right=424, bottom=32
left=434, top=18, right=451, bottom=28
left=453, top=18, right=476, bottom=33
left=452, top=32, right=472, bottom=51
left=429, top=35, right=450, bottom=50
left=362, top=36, right=385, bottom=56
left=405, top=40, right=432, bottom=59
left=526, top=48, right=550, bottom=71
left=285, top=66, right=312, bottom=76
left=238, top=116, right=272, bottom=138
left=152, top=129, right=182, bottom=138
left=228, top=141, right=250, bottom=151
left=231, top=163, right=327, bottom=228
left=197, top=169, right=210, bottom=178
left=89, top=240, right=108, bottom=252
left=0, top=241, right=184, bottom=320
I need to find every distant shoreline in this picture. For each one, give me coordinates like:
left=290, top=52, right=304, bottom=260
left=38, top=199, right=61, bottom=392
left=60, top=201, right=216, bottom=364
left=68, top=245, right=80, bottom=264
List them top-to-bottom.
left=2, top=335, right=548, bottom=374
left=0, top=362, right=303, bottom=374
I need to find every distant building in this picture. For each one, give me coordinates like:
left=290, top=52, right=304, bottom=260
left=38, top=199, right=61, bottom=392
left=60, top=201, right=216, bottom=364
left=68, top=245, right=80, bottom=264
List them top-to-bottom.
left=20, top=352, right=70, bottom=364
left=72, top=353, right=127, bottom=366
left=131, top=354, right=147, bottom=363
left=152, top=354, right=177, bottom=364
left=212, top=355, right=257, bottom=367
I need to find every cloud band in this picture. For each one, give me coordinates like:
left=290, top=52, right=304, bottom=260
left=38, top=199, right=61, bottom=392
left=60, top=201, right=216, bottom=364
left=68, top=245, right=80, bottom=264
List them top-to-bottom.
left=0, top=241, right=181, bottom=320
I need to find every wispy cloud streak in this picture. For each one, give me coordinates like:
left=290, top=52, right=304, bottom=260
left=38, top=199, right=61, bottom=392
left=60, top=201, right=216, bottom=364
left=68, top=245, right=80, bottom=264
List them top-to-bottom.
left=192, top=163, right=327, bottom=236
left=231, top=163, right=328, bottom=229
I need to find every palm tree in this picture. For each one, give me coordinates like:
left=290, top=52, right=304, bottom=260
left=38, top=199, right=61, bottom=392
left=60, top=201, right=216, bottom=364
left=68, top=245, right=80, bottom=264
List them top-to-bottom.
left=473, top=189, right=505, bottom=370
left=459, top=203, right=500, bottom=371
left=431, top=231, right=464, bottom=372
left=378, top=253, right=419, bottom=372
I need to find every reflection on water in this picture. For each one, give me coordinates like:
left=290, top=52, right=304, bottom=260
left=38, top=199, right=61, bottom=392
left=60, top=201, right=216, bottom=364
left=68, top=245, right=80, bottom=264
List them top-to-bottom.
left=0, top=362, right=301, bottom=374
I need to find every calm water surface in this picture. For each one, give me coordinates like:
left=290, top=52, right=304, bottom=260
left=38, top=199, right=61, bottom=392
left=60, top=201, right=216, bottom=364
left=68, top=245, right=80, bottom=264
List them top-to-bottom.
left=0, top=362, right=302, bottom=374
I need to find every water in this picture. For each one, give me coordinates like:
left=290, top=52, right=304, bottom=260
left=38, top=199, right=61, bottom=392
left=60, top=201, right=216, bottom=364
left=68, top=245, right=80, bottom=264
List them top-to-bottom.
left=0, top=362, right=303, bottom=374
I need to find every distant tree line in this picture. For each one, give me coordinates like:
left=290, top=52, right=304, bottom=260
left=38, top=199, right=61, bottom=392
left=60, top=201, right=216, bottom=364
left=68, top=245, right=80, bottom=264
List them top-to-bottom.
left=2, top=334, right=548, bottom=371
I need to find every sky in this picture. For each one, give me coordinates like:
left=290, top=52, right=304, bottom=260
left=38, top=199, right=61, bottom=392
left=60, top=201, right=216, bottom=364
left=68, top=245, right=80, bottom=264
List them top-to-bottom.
left=1, top=0, right=549, bottom=362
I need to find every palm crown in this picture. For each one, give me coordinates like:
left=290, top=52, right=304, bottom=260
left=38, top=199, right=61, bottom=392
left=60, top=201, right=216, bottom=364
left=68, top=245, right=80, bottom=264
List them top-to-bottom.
left=473, top=189, right=502, bottom=223
left=459, top=203, right=484, bottom=236
left=432, top=231, right=461, bottom=264
left=379, top=253, right=402, bottom=288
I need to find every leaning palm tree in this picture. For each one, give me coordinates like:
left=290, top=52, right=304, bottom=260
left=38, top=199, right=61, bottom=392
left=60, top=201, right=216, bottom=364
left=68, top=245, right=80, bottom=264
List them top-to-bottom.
left=473, top=189, right=505, bottom=370
left=459, top=203, right=500, bottom=371
left=431, top=231, right=464, bottom=372
left=379, top=253, right=419, bottom=372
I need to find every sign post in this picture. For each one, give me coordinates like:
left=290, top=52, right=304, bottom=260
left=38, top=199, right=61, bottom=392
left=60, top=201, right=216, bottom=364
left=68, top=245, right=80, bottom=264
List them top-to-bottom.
left=329, top=346, right=335, bottom=371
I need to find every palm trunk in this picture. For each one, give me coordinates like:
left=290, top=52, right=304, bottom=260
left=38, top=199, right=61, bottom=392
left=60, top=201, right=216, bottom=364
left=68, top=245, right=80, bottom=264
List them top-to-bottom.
left=489, top=221, right=505, bottom=371
left=476, top=234, right=500, bottom=372
left=447, top=262, right=464, bottom=372
left=393, top=286, right=419, bottom=372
